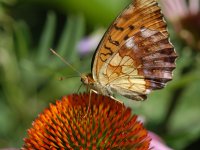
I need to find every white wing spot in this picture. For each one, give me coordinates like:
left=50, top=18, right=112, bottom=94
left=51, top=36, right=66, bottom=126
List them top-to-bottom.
left=141, top=28, right=158, bottom=38
left=125, top=37, right=135, bottom=49
left=126, top=37, right=139, bottom=52
left=163, top=72, right=172, bottom=79
left=145, top=89, right=151, bottom=94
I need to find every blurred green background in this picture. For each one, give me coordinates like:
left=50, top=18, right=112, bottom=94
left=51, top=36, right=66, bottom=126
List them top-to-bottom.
left=0, top=0, right=200, bottom=149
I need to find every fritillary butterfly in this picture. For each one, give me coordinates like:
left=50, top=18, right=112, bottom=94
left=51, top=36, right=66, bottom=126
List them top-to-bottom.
left=81, top=0, right=177, bottom=101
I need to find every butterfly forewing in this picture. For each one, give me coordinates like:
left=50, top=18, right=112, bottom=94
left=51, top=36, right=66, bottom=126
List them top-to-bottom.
left=90, top=0, right=177, bottom=100
left=93, top=0, right=167, bottom=78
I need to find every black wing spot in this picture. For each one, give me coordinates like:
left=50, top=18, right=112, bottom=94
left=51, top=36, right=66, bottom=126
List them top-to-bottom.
left=114, top=23, right=124, bottom=31
left=129, top=25, right=135, bottom=30
left=124, top=35, right=129, bottom=41
left=108, top=36, right=120, bottom=46
left=104, top=45, right=113, bottom=55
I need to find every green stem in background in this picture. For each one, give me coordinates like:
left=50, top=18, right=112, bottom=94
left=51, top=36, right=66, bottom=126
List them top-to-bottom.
left=37, top=11, right=56, bottom=64
left=160, top=87, right=183, bottom=133
left=184, top=135, right=200, bottom=149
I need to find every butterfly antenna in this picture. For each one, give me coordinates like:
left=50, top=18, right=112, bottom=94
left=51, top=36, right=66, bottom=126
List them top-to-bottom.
left=50, top=48, right=81, bottom=76
left=59, top=75, right=80, bottom=81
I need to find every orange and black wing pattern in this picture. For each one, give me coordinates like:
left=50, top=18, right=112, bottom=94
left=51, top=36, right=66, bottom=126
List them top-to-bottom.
left=92, top=0, right=177, bottom=100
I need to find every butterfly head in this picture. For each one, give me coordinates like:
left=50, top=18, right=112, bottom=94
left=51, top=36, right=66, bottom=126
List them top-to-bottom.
left=81, top=73, right=94, bottom=86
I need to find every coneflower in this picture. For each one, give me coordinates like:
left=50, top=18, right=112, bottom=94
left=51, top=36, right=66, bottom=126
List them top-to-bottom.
left=22, top=93, right=150, bottom=150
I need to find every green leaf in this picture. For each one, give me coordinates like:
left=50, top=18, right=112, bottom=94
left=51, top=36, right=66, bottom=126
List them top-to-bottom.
left=37, top=11, right=56, bottom=63
left=51, top=15, right=85, bottom=70
left=13, top=21, right=30, bottom=59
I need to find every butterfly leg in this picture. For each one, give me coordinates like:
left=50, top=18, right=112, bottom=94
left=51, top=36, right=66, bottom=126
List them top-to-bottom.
left=83, top=89, right=95, bottom=118
left=110, top=95, right=124, bottom=105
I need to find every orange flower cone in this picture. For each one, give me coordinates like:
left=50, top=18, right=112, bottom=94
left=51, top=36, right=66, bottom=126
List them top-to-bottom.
left=22, top=93, right=150, bottom=150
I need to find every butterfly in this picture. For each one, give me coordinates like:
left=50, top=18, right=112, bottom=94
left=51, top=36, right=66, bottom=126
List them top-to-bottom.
left=81, top=0, right=177, bottom=101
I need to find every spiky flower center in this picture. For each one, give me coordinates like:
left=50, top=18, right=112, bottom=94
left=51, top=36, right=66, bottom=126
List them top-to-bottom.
left=22, top=93, right=150, bottom=150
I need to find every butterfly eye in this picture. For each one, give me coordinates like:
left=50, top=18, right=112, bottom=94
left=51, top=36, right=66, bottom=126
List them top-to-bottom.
left=81, top=75, right=87, bottom=84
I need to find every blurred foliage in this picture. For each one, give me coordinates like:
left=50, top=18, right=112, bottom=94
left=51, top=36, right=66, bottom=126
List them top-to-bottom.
left=0, top=0, right=200, bottom=149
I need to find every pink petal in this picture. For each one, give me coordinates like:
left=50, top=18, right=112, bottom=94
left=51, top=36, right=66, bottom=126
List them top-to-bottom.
left=149, top=131, right=173, bottom=150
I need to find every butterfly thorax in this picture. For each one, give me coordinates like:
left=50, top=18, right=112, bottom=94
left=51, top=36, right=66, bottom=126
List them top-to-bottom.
left=81, top=73, right=113, bottom=96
